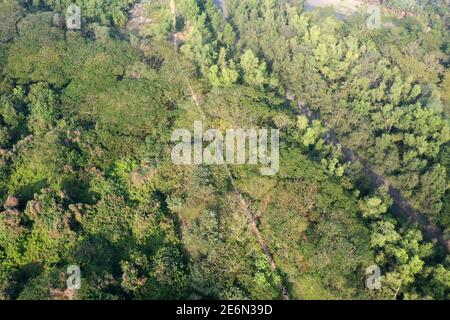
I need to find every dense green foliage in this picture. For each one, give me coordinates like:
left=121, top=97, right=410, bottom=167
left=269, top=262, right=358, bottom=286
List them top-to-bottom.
left=0, top=0, right=448, bottom=300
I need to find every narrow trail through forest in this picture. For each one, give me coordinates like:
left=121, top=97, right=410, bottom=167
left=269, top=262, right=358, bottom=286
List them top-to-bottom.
left=128, top=0, right=291, bottom=299
left=188, top=83, right=291, bottom=300
left=298, top=103, right=449, bottom=252
left=368, top=164, right=449, bottom=251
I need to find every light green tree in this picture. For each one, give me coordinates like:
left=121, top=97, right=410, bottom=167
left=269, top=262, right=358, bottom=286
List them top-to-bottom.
left=240, top=49, right=268, bottom=88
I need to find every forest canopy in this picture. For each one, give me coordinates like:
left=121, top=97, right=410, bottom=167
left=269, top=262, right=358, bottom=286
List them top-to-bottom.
left=0, top=0, right=449, bottom=300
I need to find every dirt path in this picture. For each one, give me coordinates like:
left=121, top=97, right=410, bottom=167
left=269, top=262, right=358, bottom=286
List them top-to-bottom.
left=125, top=0, right=291, bottom=299
left=126, top=0, right=152, bottom=33
left=170, top=0, right=176, bottom=29
left=304, top=0, right=363, bottom=19
left=188, top=83, right=290, bottom=299
left=297, top=102, right=449, bottom=252
left=368, top=167, right=449, bottom=251
left=225, top=168, right=290, bottom=300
